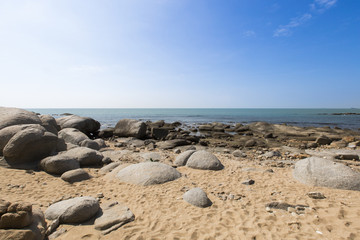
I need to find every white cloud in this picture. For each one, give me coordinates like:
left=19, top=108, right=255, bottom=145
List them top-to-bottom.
left=274, top=0, right=338, bottom=37
left=274, top=13, right=312, bottom=37
left=243, top=30, right=256, bottom=38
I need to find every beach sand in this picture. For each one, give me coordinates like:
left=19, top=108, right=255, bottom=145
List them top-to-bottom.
left=1, top=145, right=360, bottom=240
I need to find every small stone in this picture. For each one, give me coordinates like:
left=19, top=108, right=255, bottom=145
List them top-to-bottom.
left=174, top=149, right=181, bottom=154
left=242, top=179, right=255, bottom=185
left=307, top=192, right=326, bottom=199
left=97, top=193, right=104, bottom=198
left=265, top=207, right=272, bottom=212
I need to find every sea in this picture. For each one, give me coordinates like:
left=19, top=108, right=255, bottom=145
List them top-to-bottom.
left=28, top=108, right=360, bottom=130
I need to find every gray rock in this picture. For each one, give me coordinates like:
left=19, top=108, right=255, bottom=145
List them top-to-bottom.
left=0, top=107, right=41, bottom=131
left=39, top=115, right=60, bottom=135
left=56, top=115, right=100, bottom=135
left=114, top=119, right=147, bottom=139
left=0, top=124, right=46, bottom=155
left=3, top=127, right=58, bottom=165
left=58, top=128, right=89, bottom=146
left=98, top=128, right=114, bottom=138
left=151, top=128, right=169, bottom=140
left=315, top=135, right=332, bottom=145
left=80, top=139, right=100, bottom=150
left=94, top=139, right=107, bottom=149
left=156, top=139, right=190, bottom=150
left=244, top=139, right=256, bottom=147
left=62, top=147, right=103, bottom=166
left=174, top=150, right=196, bottom=166
left=186, top=150, right=224, bottom=170
left=232, top=150, right=246, bottom=158
left=263, top=151, right=281, bottom=158
left=40, top=155, right=80, bottom=175
left=293, top=157, right=360, bottom=190
left=99, top=162, right=121, bottom=174
left=116, top=162, right=181, bottom=186
left=60, top=169, right=91, bottom=183
left=242, top=179, right=255, bottom=185
left=183, top=188, right=212, bottom=208
left=307, top=192, right=326, bottom=199
left=45, top=197, right=100, bottom=224
left=94, top=202, right=134, bottom=234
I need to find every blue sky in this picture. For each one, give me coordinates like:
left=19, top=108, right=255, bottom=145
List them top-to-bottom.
left=0, top=0, right=359, bottom=108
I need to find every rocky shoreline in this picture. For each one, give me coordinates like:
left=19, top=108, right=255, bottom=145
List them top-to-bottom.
left=1, top=106, right=360, bottom=239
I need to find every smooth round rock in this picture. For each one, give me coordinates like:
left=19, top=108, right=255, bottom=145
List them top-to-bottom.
left=183, top=188, right=212, bottom=208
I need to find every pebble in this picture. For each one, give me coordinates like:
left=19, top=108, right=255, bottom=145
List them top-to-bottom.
left=242, top=179, right=255, bottom=185
left=307, top=192, right=326, bottom=199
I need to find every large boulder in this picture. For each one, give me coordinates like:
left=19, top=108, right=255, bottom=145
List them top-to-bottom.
left=0, top=107, right=41, bottom=131
left=39, top=115, right=59, bottom=135
left=56, top=115, right=100, bottom=135
left=114, top=119, right=147, bottom=139
left=0, top=124, right=46, bottom=155
left=3, top=126, right=58, bottom=165
left=58, top=128, right=89, bottom=146
left=80, top=139, right=100, bottom=150
left=62, top=147, right=103, bottom=166
left=174, top=150, right=196, bottom=166
left=186, top=150, right=224, bottom=170
left=40, top=155, right=80, bottom=175
left=293, top=157, right=360, bottom=191
left=116, top=162, right=181, bottom=186
left=183, top=188, right=212, bottom=208
left=45, top=197, right=99, bottom=224
left=0, top=201, right=33, bottom=229
left=94, top=202, right=135, bottom=234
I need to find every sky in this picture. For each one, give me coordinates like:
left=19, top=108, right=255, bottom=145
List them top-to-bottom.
left=0, top=0, right=359, bottom=108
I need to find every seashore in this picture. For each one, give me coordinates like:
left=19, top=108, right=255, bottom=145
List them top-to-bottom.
left=1, top=107, right=360, bottom=239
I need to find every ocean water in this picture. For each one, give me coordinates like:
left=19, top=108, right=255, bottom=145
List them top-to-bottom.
left=28, top=108, right=360, bottom=130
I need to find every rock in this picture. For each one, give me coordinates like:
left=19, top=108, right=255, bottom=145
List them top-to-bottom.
left=0, top=107, right=42, bottom=131
left=39, top=115, right=60, bottom=135
left=56, top=115, right=100, bottom=135
left=114, top=119, right=147, bottom=139
left=0, top=124, right=46, bottom=155
left=198, top=125, right=213, bottom=131
left=3, top=126, right=58, bottom=165
left=58, top=128, right=89, bottom=146
left=98, top=128, right=114, bottom=138
left=151, top=128, right=169, bottom=140
left=315, top=135, right=332, bottom=145
left=80, top=139, right=100, bottom=150
left=94, top=139, right=107, bottom=149
left=156, top=139, right=190, bottom=150
left=244, top=139, right=256, bottom=147
left=330, top=140, right=348, bottom=148
left=306, top=142, right=318, bottom=149
left=62, top=147, right=103, bottom=166
left=173, top=149, right=181, bottom=154
left=174, top=150, right=196, bottom=166
left=186, top=150, right=224, bottom=170
left=232, top=150, right=246, bottom=158
left=263, top=151, right=281, bottom=158
left=335, top=154, right=359, bottom=161
left=40, top=155, right=80, bottom=175
left=293, top=157, right=360, bottom=190
left=100, top=162, right=121, bottom=174
left=116, top=162, right=181, bottom=186
left=60, top=169, right=91, bottom=183
left=242, top=179, right=255, bottom=185
left=183, top=188, right=212, bottom=208
left=307, top=192, right=326, bottom=199
left=45, top=197, right=100, bottom=224
left=0, top=200, right=10, bottom=215
left=0, top=202, right=32, bottom=229
left=94, top=202, right=135, bottom=234
left=266, top=202, right=293, bottom=211
left=0, top=208, right=46, bottom=240
left=48, top=228, right=67, bottom=240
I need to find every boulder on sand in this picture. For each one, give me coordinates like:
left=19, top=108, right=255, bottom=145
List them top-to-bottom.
left=0, top=107, right=41, bottom=131
left=56, top=115, right=100, bottom=135
left=114, top=119, right=147, bottom=139
left=2, top=126, right=58, bottom=165
left=58, top=128, right=89, bottom=146
left=156, top=139, right=190, bottom=150
left=62, top=147, right=104, bottom=166
left=174, top=150, right=196, bottom=166
left=186, top=150, right=224, bottom=170
left=40, top=155, right=80, bottom=175
left=293, top=157, right=360, bottom=191
left=116, top=162, right=181, bottom=186
left=61, top=169, right=91, bottom=183
left=183, top=188, right=212, bottom=208
left=45, top=197, right=100, bottom=224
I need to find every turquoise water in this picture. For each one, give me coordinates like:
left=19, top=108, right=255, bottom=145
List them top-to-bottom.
left=28, top=108, right=360, bottom=130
